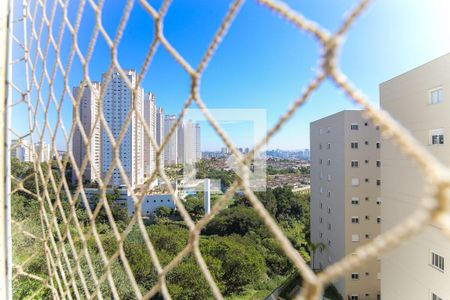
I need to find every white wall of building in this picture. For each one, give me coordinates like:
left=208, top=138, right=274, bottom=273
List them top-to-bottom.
left=128, top=194, right=175, bottom=216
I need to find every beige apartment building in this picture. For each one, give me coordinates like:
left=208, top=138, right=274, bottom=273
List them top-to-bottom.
left=380, top=53, right=450, bottom=300
left=310, top=110, right=381, bottom=300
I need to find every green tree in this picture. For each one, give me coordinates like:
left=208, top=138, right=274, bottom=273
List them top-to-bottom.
left=154, top=206, right=173, bottom=218
left=203, top=206, right=266, bottom=237
left=202, top=235, right=267, bottom=294
left=307, top=241, right=326, bottom=271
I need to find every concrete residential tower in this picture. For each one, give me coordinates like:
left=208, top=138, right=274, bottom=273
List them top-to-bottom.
left=380, top=54, right=450, bottom=300
left=101, top=69, right=144, bottom=187
left=72, top=82, right=101, bottom=184
left=144, top=92, right=156, bottom=178
left=156, top=107, right=164, bottom=168
left=310, top=110, right=381, bottom=300
left=163, top=115, right=178, bottom=166
left=11, top=139, right=32, bottom=162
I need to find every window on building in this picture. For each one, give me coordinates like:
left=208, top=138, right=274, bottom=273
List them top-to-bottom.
left=429, top=87, right=443, bottom=104
left=364, top=122, right=368, bottom=126
left=350, top=123, right=359, bottom=130
left=327, top=127, right=331, bottom=133
left=430, top=128, right=445, bottom=145
left=319, top=129, right=323, bottom=135
left=365, top=141, right=369, bottom=145
left=351, top=142, right=359, bottom=149
left=376, top=142, right=380, bottom=149
left=327, top=143, right=331, bottom=149
left=319, top=144, right=322, bottom=150
left=319, top=158, right=323, bottom=164
left=327, top=159, right=331, bottom=165
left=365, top=159, right=369, bottom=164
left=351, top=160, right=359, bottom=168
left=376, top=160, right=381, bottom=167
left=327, top=174, right=331, bottom=181
left=352, top=178, right=360, bottom=186
left=365, top=178, right=369, bottom=183
left=377, top=179, right=381, bottom=186
left=320, top=187, right=323, bottom=193
left=328, top=191, right=331, bottom=198
left=351, top=197, right=359, bottom=205
left=377, top=197, right=382, bottom=205
left=328, top=207, right=331, bottom=214
left=365, top=215, right=370, bottom=220
left=377, top=216, right=381, bottom=224
left=320, top=217, right=323, bottom=223
left=351, top=217, right=359, bottom=224
left=328, top=223, right=331, bottom=230
left=352, top=234, right=359, bottom=242
left=365, top=234, right=370, bottom=239
left=432, top=252, right=445, bottom=271
left=351, top=273, right=359, bottom=280
left=432, top=293, right=443, bottom=300
left=350, top=295, right=358, bottom=300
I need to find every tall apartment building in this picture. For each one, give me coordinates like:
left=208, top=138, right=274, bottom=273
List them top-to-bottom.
left=380, top=54, right=450, bottom=300
left=101, top=69, right=144, bottom=187
left=72, top=82, right=101, bottom=184
left=143, top=92, right=156, bottom=178
left=156, top=107, right=164, bottom=168
left=310, top=110, right=381, bottom=300
left=163, top=115, right=178, bottom=166
left=179, top=120, right=200, bottom=165
left=177, top=121, right=185, bottom=164
left=195, top=123, right=201, bottom=161
left=11, top=139, right=32, bottom=162
left=34, top=142, right=51, bottom=162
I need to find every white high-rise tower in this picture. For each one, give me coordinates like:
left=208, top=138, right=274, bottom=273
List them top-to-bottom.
left=101, top=69, right=144, bottom=187
left=144, top=92, right=156, bottom=178
left=156, top=107, right=164, bottom=168
left=163, top=115, right=178, bottom=166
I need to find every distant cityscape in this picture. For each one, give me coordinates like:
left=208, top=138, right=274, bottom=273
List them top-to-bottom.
left=202, top=148, right=310, bottom=160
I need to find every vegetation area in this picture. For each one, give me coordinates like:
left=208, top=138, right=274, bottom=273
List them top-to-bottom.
left=11, top=158, right=323, bottom=299
left=266, top=165, right=310, bottom=176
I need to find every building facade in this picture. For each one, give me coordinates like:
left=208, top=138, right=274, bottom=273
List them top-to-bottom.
left=380, top=53, right=450, bottom=300
left=101, top=69, right=144, bottom=187
left=72, top=81, right=101, bottom=184
left=143, top=92, right=156, bottom=178
left=156, top=107, right=164, bottom=168
left=310, top=110, right=381, bottom=300
left=163, top=115, right=178, bottom=166
left=178, top=120, right=200, bottom=165
left=195, top=123, right=201, bottom=161
left=11, top=139, right=32, bottom=162
left=34, top=142, right=51, bottom=162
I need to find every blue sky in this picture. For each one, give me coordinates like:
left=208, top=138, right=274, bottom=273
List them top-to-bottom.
left=11, top=0, right=450, bottom=151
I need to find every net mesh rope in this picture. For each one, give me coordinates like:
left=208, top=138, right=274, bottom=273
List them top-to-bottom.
left=6, top=0, right=450, bottom=299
